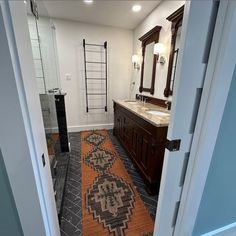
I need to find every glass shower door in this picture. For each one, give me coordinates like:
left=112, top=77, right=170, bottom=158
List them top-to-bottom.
left=27, top=0, right=69, bottom=216
left=27, top=7, right=61, bottom=157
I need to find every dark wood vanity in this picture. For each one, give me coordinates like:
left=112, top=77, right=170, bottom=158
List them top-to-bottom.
left=113, top=100, right=168, bottom=195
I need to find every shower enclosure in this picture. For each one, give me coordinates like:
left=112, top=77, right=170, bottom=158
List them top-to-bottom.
left=27, top=0, right=69, bottom=217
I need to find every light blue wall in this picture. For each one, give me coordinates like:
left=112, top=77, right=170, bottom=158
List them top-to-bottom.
left=193, top=67, right=236, bottom=235
left=0, top=149, right=23, bottom=236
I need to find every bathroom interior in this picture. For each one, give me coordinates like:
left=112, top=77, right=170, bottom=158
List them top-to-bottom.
left=26, top=0, right=185, bottom=235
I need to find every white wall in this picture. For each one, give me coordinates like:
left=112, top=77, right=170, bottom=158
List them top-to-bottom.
left=131, top=1, right=185, bottom=100
left=53, top=19, right=133, bottom=131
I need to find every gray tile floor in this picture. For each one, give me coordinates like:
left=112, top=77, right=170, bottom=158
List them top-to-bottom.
left=60, top=131, right=157, bottom=236
left=60, top=133, right=82, bottom=236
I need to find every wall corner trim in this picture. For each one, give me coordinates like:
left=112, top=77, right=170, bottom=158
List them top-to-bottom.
left=201, top=222, right=236, bottom=236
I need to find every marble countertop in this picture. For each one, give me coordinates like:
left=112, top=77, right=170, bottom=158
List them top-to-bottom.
left=113, top=99, right=170, bottom=127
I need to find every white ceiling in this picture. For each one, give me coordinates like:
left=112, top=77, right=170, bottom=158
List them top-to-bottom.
left=42, top=0, right=162, bottom=30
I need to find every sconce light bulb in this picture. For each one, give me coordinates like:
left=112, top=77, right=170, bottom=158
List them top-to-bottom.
left=154, top=43, right=165, bottom=55
left=132, top=54, right=139, bottom=63
left=132, top=55, right=140, bottom=70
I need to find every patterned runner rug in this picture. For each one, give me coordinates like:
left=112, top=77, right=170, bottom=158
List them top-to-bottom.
left=81, top=130, right=154, bottom=236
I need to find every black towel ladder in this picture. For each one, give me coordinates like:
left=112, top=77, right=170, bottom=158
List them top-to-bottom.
left=83, top=39, right=108, bottom=113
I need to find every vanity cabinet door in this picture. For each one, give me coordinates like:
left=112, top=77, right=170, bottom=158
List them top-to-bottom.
left=114, top=106, right=129, bottom=145
left=114, top=109, right=118, bottom=134
left=115, top=111, right=123, bottom=140
left=123, top=115, right=132, bottom=149
left=122, top=116, right=128, bottom=142
left=130, top=123, right=151, bottom=172
left=131, top=124, right=139, bottom=161
left=138, top=128, right=152, bottom=172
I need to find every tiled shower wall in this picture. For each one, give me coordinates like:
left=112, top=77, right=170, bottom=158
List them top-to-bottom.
left=28, top=15, right=60, bottom=94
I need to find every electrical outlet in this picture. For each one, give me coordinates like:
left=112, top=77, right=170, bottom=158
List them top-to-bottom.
left=65, top=73, right=72, bottom=81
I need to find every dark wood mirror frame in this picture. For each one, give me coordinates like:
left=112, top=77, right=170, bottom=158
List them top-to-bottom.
left=164, top=5, right=184, bottom=97
left=139, top=26, right=162, bottom=95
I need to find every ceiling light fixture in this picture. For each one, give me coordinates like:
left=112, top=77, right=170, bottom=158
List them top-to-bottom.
left=83, top=0, right=94, bottom=4
left=132, top=5, right=142, bottom=12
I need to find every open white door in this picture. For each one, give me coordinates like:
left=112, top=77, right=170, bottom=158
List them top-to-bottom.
left=154, top=0, right=224, bottom=235
left=174, top=0, right=236, bottom=235
left=0, top=1, right=60, bottom=235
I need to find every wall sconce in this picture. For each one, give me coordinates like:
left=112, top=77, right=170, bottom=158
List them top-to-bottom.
left=154, top=43, right=166, bottom=65
left=132, top=54, right=140, bottom=70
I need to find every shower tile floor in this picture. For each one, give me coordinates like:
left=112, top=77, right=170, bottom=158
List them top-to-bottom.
left=60, top=130, right=158, bottom=236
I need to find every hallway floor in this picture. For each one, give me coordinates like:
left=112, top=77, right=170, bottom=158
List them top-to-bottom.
left=60, top=130, right=157, bottom=236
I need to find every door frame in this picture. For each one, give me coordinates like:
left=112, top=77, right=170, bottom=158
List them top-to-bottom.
left=3, top=0, right=236, bottom=235
left=154, top=0, right=236, bottom=235
left=0, top=1, right=60, bottom=235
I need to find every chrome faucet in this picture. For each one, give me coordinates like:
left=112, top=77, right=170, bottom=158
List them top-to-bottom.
left=136, top=94, right=142, bottom=103
left=143, top=98, right=147, bottom=106
left=165, top=100, right=171, bottom=110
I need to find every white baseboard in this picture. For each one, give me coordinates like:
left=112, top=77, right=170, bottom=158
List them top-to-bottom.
left=67, top=123, right=114, bottom=132
left=45, top=127, right=58, bottom=134
left=202, top=222, right=236, bottom=236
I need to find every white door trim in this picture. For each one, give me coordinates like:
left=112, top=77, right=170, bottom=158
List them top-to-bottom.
left=174, top=0, right=236, bottom=235
left=0, top=1, right=51, bottom=235
left=1, top=1, right=60, bottom=235
left=154, top=1, right=217, bottom=235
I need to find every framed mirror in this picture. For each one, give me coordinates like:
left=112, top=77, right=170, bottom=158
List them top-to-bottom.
left=164, top=5, right=184, bottom=97
left=139, top=26, right=162, bottom=95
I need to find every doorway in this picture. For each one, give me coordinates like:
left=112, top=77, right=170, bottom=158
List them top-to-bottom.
left=2, top=0, right=236, bottom=235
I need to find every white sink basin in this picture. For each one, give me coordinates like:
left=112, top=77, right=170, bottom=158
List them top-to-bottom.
left=125, top=100, right=139, bottom=104
left=146, top=110, right=169, bottom=117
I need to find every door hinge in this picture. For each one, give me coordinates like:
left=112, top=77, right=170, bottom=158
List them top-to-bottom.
left=30, top=0, right=39, bottom=19
left=166, top=139, right=181, bottom=152
left=179, top=152, right=190, bottom=187
left=42, top=153, right=46, bottom=167
left=172, top=201, right=180, bottom=227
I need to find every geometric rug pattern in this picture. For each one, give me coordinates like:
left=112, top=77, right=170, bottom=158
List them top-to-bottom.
left=60, top=130, right=157, bottom=236
left=81, top=130, right=154, bottom=236
left=107, top=130, right=158, bottom=221
left=84, top=131, right=105, bottom=147
left=84, top=147, right=116, bottom=174
left=86, top=173, right=135, bottom=236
